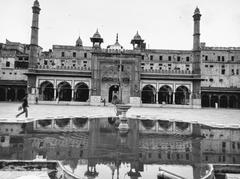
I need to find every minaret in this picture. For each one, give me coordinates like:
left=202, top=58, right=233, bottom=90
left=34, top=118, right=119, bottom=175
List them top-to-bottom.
left=29, top=0, right=40, bottom=69
left=192, top=7, right=202, bottom=108
left=192, top=7, right=201, bottom=73
left=90, top=29, right=103, bottom=49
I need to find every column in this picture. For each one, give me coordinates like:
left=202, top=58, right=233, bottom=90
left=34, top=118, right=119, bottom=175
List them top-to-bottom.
left=54, top=88, right=57, bottom=100
left=71, top=89, right=74, bottom=101
left=156, top=91, right=159, bottom=104
left=172, top=92, right=175, bottom=104
left=189, top=92, right=192, bottom=105
left=209, top=94, right=211, bottom=107
left=227, top=95, right=230, bottom=108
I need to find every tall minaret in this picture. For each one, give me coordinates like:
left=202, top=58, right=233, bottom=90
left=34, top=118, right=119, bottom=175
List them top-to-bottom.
left=29, top=0, right=40, bottom=69
left=192, top=7, right=202, bottom=108
left=192, top=7, right=201, bottom=73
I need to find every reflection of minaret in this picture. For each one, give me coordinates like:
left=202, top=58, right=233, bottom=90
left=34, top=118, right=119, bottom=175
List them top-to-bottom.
left=108, top=163, right=116, bottom=179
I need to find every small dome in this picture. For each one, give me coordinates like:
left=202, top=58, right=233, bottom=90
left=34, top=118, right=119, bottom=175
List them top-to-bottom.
left=33, top=0, right=40, bottom=7
left=194, top=7, right=200, bottom=15
left=92, top=29, right=102, bottom=39
left=133, top=31, right=142, bottom=40
left=107, top=34, right=123, bottom=50
left=76, top=36, right=83, bottom=47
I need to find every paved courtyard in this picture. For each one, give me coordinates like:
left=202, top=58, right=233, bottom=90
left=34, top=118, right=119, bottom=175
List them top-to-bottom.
left=0, top=102, right=239, bottom=127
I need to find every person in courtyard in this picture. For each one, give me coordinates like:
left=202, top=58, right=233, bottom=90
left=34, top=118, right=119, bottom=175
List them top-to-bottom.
left=16, top=94, right=29, bottom=118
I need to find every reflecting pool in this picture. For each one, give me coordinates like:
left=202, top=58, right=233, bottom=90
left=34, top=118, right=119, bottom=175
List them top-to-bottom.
left=0, top=117, right=240, bottom=179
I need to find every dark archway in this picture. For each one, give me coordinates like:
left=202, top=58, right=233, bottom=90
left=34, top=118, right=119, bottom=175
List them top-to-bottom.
left=40, top=81, right=54, bottom=101
left=57, top=82, right=72, bottom=101
left=75, top=82, right=89, bottom=102
left=109, top=85, right=119, bottom=103
left=141, top=85, right=156, bottom=104
left=158, top=85, right=173, bottom=104
left=175, top=86, right=190, bottom=105
left=0, top=88, right=5, bottom=101
left=7, top=88, right=15, bottom=101
left=17, top=88, right=26, bottom=101
left=201, top=94, right=210, bottom=107
left=210, top=95, right=219, bottom=107
left=219, top=95, right=228, bottom=108
left=229, top=95, right=237, bottom=108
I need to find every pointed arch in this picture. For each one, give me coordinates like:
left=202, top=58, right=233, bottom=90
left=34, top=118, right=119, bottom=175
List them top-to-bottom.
left=39, top=81, right=54, bottom=101
left=57, top=81, right=72, bottom=101
left=74, top=82, right=89, bottom=102
left=141, top=85, right=156, bottom=104
left=158, top=85, right=173, bottom=104
left=175, top=86, right=190, bottom=105
left=201, top=94, right=210, bottom=107
left=219, top=95, right=228, bottom=108
left=229, top=95, right=237, bottom=108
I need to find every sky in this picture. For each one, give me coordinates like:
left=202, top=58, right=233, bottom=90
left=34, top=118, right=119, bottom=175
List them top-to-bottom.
left=0, top=0, right=240, bottom=51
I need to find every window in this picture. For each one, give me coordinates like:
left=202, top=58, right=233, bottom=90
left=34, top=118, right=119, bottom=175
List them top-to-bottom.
left=61, top=52, right=65, bottom=57
left=73, top=52, right=76, bottom=57
left=84, top=53, right=87, bottom=58
left=142, top=55, right=144, bottom=60
left=150, top=55, right=153, bottom=60
left=159, top=56, right=162, bottom=61
left=168, top=56, right=171, bottom=61
left=177, top=56, right=180, bottom=61
left=205, top=56, right=208, bottom=61
left=218, top=56, right=221, bottom=61
left=222, top=56, right=225, bottom=61
left=231, top=56, right=234, bottom=61
left=186, top=57, right=190, bottom=61
left=44, top=60, right=48, bottom=65
left=6, top=61, right=10, bottom=67
left=83, top=61, right=87, bottom=64
left=141, top=63, right=145, bottom=66
left=168, top=64, right=172, bottom=66
left=205, top=65, right=208, bottom=68
left=210, top=65, right=214, bottom=68
left=150, top=66, right=153, bottom=70
left=221, top=69, right=225, bottom=75
left=232, top=69, right=235, bottom=75
left=236, top=69, right=239, bottom=75
left=2, top=72, right=5, bottom=74
left=209, top=78, right=213, bottom=82
left=219, top=79, right=223, bottom=82
left=232, top=142, right=236, bottom=149
left=139, top=153, right=142, bottom=158
left=148, top=153, right=152, bottom=158
left=158, top=153, right=161, bottom=159
left=167, top=153, right=171, bottom=159
left=176, top=153, right=180, bottom=160
left=186, top=153, right=189, bottom=160
left=205, top=155, right=208, bottom=161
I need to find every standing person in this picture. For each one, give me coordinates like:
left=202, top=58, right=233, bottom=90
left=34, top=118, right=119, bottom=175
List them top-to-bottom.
left=16, top=94, right=29, bottom=118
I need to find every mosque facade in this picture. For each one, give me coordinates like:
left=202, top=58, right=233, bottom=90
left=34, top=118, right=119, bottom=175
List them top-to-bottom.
left=0, top=0, right=240, bottom=108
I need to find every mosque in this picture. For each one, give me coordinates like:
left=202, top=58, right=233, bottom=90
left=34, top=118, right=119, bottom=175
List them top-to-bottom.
left=0, top=0, right=240, bottom=108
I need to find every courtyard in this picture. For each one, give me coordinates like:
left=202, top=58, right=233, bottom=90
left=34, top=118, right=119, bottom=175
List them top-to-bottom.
left=0, top=102, right=239, bottom=127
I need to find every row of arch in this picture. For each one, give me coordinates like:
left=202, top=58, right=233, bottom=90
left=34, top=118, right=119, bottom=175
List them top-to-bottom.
left=39, top=81, right=89, bottom=102
left=141, top=85, right=191, bottom=105
left=0, top=87, right=26, bottom=101
left=201, top=93, right=239, bottom=108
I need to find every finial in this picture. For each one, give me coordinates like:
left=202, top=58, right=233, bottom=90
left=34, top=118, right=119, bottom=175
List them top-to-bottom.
left=194, top=6, right=200, bottom=14
left=116, top=33, right=118, bottom=42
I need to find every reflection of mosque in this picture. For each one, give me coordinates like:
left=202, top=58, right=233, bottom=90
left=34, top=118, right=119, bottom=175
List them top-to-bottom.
left=1, top=118, right=240, bottom=178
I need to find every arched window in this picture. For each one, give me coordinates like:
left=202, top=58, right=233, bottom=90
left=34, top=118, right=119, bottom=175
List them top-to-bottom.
left=39, top=81, right=54, bottom=101
left=57, top=82, right=72, bottom=101
left=75, top=82, right=89, bottom=102
left=158, top=85, right=173, bottom=104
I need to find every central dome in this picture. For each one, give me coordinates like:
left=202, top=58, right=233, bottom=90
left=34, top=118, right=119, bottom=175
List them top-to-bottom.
left=107, top=34, right=123, bottom=50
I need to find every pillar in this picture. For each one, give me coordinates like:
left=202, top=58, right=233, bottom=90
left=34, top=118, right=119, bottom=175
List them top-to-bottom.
left=5, top=88, right=8, bottom=101
left=14, top=88, right=18, bottom=101
left=54, top=88, right=57, bottom=100
left=71, top=89, right=74, bottom=101
left=156, top=91, right=159, bottom=104
left=172, top=92, right=175, bottom=104
left=189, top=92, right=192, bottom=105
left=209, top=94, right=211, bottom=107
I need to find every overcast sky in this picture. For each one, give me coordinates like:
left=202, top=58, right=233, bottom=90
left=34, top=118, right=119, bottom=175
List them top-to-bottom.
left=1, top=0, right=240, bottom=51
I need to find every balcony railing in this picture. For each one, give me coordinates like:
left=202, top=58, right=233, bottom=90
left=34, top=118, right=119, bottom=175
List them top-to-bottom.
left=37, top=65, right=91, bottom=71
left=141, top=68, right=192, bottom=74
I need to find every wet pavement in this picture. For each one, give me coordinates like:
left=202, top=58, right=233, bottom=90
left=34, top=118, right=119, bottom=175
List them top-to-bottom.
left=0, top=102, right=239, bottom=126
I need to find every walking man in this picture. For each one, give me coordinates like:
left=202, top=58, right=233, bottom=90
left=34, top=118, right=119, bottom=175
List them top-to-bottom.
left=16, top=94, right=29, bottom=118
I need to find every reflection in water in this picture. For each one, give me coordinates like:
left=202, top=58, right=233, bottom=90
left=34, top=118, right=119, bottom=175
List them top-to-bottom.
left=0, top=117, right=240, bottom=178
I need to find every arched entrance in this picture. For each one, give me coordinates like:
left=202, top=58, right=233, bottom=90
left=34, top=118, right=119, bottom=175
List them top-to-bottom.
left=39, top=81, right=54, bottom=101
left=57, top=82, right=72, bottom=101
left=75, top=82, right=89, bottom=102
left=109, top=85, right=119, bottom=103
left=141, top=85, right=156, bottom=104
left=158, top=85, right=173, bottom=104
left=175, top=86, right=190, bottom=105
left=0, top=88, right=5, bottom=101
left=7, top=88, right=15, bottom=101
left=17, top=88, right=26, bottom=101
left=201, top=94, right=210, bottom=107
left=210, top=95, right=218, bottom=107
left=219, top=95, right=227, bottom=108
left=229, top=95, right=237, bottom=108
